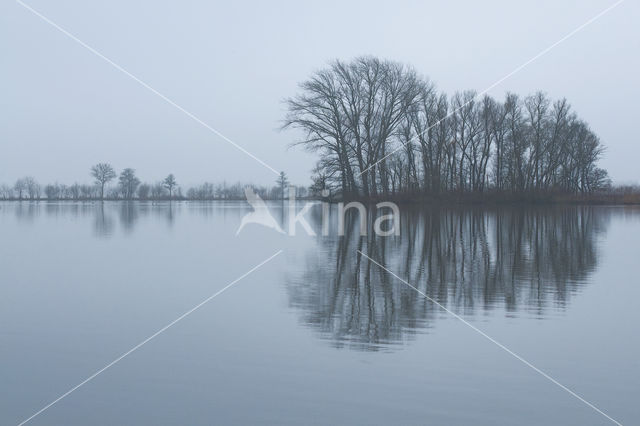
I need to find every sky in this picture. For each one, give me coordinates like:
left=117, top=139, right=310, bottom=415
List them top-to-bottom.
left=1, top=0, right=638, bottom=187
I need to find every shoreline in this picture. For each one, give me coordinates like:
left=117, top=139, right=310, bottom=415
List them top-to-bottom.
left=1, top=193, right=640, bottom=205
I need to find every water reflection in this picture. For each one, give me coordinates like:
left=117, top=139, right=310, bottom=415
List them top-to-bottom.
left=0, top=201, right=616, bottom=352
left=1, top=201, right=182, bottom=237
left=14, top=202, right=39, bottom=222
left=119, top=202, right=139, bottom=233
left=94, top=203, right=115, bottom=237
left=286, top=206, right=611, bottom=351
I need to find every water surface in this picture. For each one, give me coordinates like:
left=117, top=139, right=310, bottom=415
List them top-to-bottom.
left=0, top=202, right=638, bottom=425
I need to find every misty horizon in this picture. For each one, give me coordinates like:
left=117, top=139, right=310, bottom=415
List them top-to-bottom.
left=2, top=0, right=639, bottom=186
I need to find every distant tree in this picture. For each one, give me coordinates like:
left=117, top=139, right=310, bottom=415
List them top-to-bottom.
left=91, top=163, right=116, bottom=200
left=118, top=168, right=140, bottom=200
left=590, top=168, right=612, bottom=191
left=309, top=169, right=328, bottom=196
left=276, top=171, right=289, bottom=199
left=163, top=174, right=177, bottom=199
left=24, top=177, right=40, bottom=200
left=14, top=178, right=27, bottom=200
left=151, top=182, right=167, bottom=199
left=186, top=182, right=214, bottom=200
left=69, top=183, right=80, bottom=200
left=137, top=183, right=151, bottom=200
left=0, top=184, right=12, bottom=200
left=45, top=184, right=60, bottom=200
left=58, top=184, right=69, bottom=199
left=80, top=184, right=95, bottom=199
left=297, top=186, right=308, bottom=198
left=106, top=187, right=120, bottom=199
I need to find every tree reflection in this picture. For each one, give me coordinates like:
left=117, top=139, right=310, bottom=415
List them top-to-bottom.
left=93, top=202, right=115, bottom=237
left=119, top=202, right=139, bottom=233
left=286, top=206, right=610, bottom=351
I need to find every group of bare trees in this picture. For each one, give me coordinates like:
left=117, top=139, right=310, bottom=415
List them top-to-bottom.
left=284, top=56, right=610, bottom=198
left=87, top=164, right=179, bottom=200
left=0, top=165, right=301, bottom=201
left=0, top=165, right=181, bottom=201
left=1, top=177, right=43, bottom=200
left=8, top=177, right=41, bottom=200
left=185, top=178, right=306, bottom=200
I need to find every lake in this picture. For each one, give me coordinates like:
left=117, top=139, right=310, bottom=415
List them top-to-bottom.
left=1, top=201, right=638, bottom=425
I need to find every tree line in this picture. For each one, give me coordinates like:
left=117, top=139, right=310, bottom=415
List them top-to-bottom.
left=284, top=56, right=611, bottom=198
left=0, top=164, right=301, bottom=201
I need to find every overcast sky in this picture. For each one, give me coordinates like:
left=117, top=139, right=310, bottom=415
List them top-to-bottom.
left=1, top=0, right=638, bottom=187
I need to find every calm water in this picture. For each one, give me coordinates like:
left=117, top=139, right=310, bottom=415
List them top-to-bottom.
left=1, top=201, right=638, bottom=425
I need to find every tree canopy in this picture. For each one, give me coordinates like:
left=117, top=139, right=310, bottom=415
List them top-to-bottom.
left=284, top=56, right=609, bottom=197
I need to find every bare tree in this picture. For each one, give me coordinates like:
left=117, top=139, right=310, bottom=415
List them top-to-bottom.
left=284, top=56, right=423, bottom=197
left=450, top=91, right=481, bottom=192
left=91, top=163, right=116, bottom=200
left=118, top=168, right=140, bottom=200
left=276, top=171, right=289, bottom=199
left=163, top=174, right=177, bottom=199
left=23, top=177, right=40, bottom=200
left=14, top=178, right=27, bottom=200
left=151, top=182, right=167, bottom=199
left=69, top=183, right=81, bottom=200
left=137, top=183, right=151, bottom=200
left=0, top=184, right=13, bottom=200
left=45, top=184, right=61, bottom=200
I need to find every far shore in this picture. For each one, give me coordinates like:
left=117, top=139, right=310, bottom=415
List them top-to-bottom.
left=2, top=190, right=640, bottom=205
